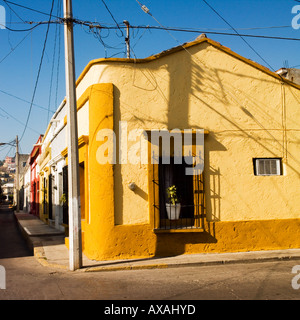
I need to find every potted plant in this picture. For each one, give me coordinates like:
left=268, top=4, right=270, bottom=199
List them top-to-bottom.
left=166, top=185, right=181, bottom=220
left=60, top=193, right=67, bottom=205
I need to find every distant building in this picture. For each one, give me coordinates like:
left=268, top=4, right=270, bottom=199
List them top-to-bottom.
left=276, top=68, right=300, bottom=85
left=29, top=135, right=43, bottom=217
left=16, top=154, right=30, bottom=210
left=3, top=156, right=16, bottom=173
left=4, top=156, right=15, bottom=165
left=2, top=182, right=13, bottom=201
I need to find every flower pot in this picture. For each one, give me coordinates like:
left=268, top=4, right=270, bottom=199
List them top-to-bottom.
left=165, top=203, right=181, bottom=220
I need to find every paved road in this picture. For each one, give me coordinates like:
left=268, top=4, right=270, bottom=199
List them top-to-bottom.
left=0, top=204, right=32, bottom=259
left=1, top=204, right=300, bottom=301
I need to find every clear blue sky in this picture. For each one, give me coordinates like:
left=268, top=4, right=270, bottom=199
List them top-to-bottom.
left=0, top=0, right=299, bottom=159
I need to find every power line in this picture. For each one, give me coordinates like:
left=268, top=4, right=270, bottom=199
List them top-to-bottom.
left=2, top=0, right=61, bottom=19
left=3, top=0, right=25, bottom=22
left=19, top=0, right=55, bottom=142
left=47, top=0, right=61, bottom=124
left=54, top=0, right=62, bottom=111
left=99, top=0, right=123, bottom=36
left=134, top=0, right=182, bottom=47
left=201, top=0, right=275, bottom=71
left=4, top=18, right=300, bottom=42
left=0, top=21, right=45, bottom=32
left=126, top=25, right=300, bottom=42
left=0, top=30, right=31, bottom=64
left=0, top=88, right=54, bottom=113
left=0, top=105, right=41, bottom=134
left=1, top=145, right=14, bottom=159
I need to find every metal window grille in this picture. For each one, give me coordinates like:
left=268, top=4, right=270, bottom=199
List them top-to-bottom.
left=153, top=157, right=205, bottom=230
left=255, top=158, right=281, bottom=176
left=62, top=165, right=69, bottom=225
left=48, top=174, right=53, bottom=220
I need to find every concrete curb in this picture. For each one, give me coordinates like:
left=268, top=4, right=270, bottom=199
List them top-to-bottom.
left=14, top=211, right=300, bottom=273
left=14, top=211, right=68, bottom=270
left=33, top=244, right=69, bottom=270
left=81, top=251, right=300, bottom=273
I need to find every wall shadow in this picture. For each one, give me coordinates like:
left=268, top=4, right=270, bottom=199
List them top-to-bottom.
left=92, top=40, right=300, bottom=259
left=150, top=50, right=227, bottom=257
left=113, top=86, right=124, bottom=225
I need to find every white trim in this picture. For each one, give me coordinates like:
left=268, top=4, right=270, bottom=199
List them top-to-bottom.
left=255, top=158, right=281, bottom=176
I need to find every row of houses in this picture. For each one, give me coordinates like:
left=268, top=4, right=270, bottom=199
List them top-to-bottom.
left=17, top=36, right=300, bottom=261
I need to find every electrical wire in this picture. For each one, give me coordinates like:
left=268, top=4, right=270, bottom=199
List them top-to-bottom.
left=2, top=0, right=61, bottom=19
left=3, top=0, right=25, bottom=22
left=19, top=0, right=55, bottom=142
left=54, top=0, right=62, bottom=109
left=99, top=0, right=123, bottom=36
left=134, top=0, right=182, bottom=47
left=201, top=0, right=275, bottom=71
left=47, top=1, right=60, bottom=124
left=0, top=18, right=52, bottom=31
left=4, top=18, right=300, bottom=42
left=78, top=20, right=124, bottom=58
left=126, top=25, right=300, bottom=42
left=0, top=30, right=31, bottom=64
left=0, top=88, right=53, bottom=113
left=0, top=105, right=41, bottom=134
left=1, top=145, right=14, bottom=159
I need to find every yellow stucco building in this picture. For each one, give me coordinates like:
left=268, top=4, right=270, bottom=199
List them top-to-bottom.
left=46, top=36, right=300, bottom=261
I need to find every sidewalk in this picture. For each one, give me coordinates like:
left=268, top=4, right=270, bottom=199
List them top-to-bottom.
left=14, top=210, right=300, bottom=272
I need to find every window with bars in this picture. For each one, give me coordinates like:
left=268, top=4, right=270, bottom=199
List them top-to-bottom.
left=152, top=156, right=205, bottom=231
left=253, top=158, right=282, bottom=176
left=62, top=165, right=68, bottom=225
left=48, top=174, right=53, bottom=220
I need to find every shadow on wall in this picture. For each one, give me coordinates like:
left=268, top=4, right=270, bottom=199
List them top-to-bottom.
left=93, top=41, right=300, bottom=258
left=150, top=49, right=227, bottom=257
left=154, top=133, right=226, bottom=257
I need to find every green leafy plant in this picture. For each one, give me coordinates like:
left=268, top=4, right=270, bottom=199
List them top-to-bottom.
left=166, top=185, right=179, bottom=205
left=60, top=193, right=67, bottom=205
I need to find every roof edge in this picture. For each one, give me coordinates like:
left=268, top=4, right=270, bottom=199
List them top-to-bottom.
left=75, top=37, right=300, bottom=91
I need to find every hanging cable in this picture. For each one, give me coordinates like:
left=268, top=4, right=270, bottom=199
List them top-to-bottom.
left=2, top=0, right=61, bottom=19
left=3, top=0, right=25, bottom=22
left=19, top=0, right=55, bottom=142
left=54, top=0, right=62, bottom=109
left=99, top=0, right=123, bottom=36
left=201, top=0, right=275, bottom=71
left=47, top=1, right=60, bottom=124
left=0, top=30, right=31, bottom=64
left=0, top=88, right=53, bottom=113
left=0, top=105, right=41, bottom=134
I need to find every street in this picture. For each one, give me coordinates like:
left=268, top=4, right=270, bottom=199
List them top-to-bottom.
left=1, top=204, right=300, bottom=301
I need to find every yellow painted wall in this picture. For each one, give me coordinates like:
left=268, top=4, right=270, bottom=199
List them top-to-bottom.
left=66, top=38, right=300, bottom=260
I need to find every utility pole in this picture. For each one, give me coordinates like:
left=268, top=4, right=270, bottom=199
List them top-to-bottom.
left=63, top=0, right=82, bottom=271
left=123, top=20, right=130, bottom=59
left=15, top=135, right=19, bottom=213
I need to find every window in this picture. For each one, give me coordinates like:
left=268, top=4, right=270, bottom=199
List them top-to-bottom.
left=152, top=156, right=204, bottom=231
left=159, top=157, right=194, bottom=220
left=253, top=158, right=282, bottom=176
left=62, top=165, right=68, bottom=225
left=48, top=174, right=53, bottom=220
left=43, top=177, right=47, bottom=216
